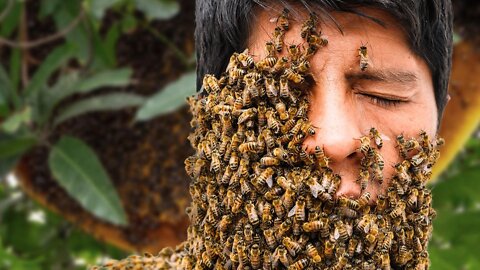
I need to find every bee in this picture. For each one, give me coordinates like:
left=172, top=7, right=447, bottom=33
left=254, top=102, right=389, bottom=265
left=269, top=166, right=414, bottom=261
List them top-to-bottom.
left=276, top=8, right=290, bottom=30
left=300, top=12, right=317, bottom=38
left=272, top=26, right=286, bottom=51
left=307, top=34, right=328, bottom=49
left=265, top=41, right=276, bottom=57
left=287, top=44, right=301, bottom=63
left=358, top=44, right=369, bottom=71
left=236, top=48, right=254, bottom=68
left=257, top=55, right=277, bottom=71
left=272, top=56, right=289, bottom=74
left=229, top=66, right=246, bottom=84
left=284, top=68, right=304, bottom=84
left=203, top=74, right=221, bottom=93
left=279, top=75, right=291, bottom=100
left=245, top=76, right=259, bottom=99
left=265, top=76, right=278, bottom=99
left=242, top=86, right=252, bottom=107
left=274, top=100, right=289, bottom=121
left=257, top=101, right=267, bottom=126
left=237, top=108, right=257, bottom=125
left=266, top=110, right=282, bottom=134
left=300, top=121, right=316, bottom=136
left=369, top=127, right=384, bottom=148
left=262, top=129, right=276, bottom=149
left=358, top=135, right=371, bottom=156
left=239, top=141, right=258, bottom=154
left=314, top=146, right=330, bottom=168
left=273, top=147, right=289, bottom=163
left=210, top=151, right=221, bottom=173
left=229, top=151, right=239, bottom=170
left=411, top=151, right=427, bottom=167
left=260, top=156, right=280, bottom=167
left=194, top=158, right=206, bottom=178
left=371, top=162, right=383, bottom=184
left=257, top=167, right=274, bottom=188
left=306, top=176, right=323, bottom=198
left=239, top=177, right=252, bottom=195
left=264, top=185, right=283, bottom=201
left=282, top=187, right=296, bottom=210
left=357, top=191, right=371, bottom=208
left=231, top=194, right=244, bottom=214
left=293, top=196, right=306, bottom=222
left=339, top=196, right=360, bottom=211
left=272, top=198, right=286, bottom=217
left=244, top=201, right=260, bottom=226
left=389, top=201, right=406, bottom=219
left=262, top=202, right=273, bottom=224
left=339, top=206, right=358, bottom=219
left=218, top=215, right=232, bottom=232
left=276, top=218, right=292, bottom=240
left=302, top=220, right=324, bottom=232
left=334, top=220, right=349, bottom=242
left=263, top=228, right=277, bottom=249
left=381, top=231, right=394, bottom=251
left=282, top=237, right=302, bottom=257
left=347, top=238, right=359, bottom=257
left=324, top=240, right=335, bottom=258
left=305, top=243, right=322, bottom=264
left=237, top=244, right=249, bottom=267
left=250, top=244, right=262, bottom=269
left=273, top=245, right=291, bottom=268
left=396, top=245, right=413, bottom=265
left=332, top=254, right=348, bottom=270
left=289, top=258, right=309, bottom=270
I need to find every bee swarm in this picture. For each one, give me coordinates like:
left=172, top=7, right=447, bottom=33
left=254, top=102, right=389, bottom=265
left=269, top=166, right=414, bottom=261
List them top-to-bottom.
left=92, top=10, right=443, bottom=270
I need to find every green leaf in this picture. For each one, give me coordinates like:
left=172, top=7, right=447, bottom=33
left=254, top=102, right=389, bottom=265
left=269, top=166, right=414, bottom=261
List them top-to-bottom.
left=0, top=0, right=21, bottom=37
left=88, top=0, right=120, bottom=20
left=134, top=0, right=180, bottom=20
left=103, top=24, right=121, bottom=66
left=24, top=45, right=73, bottom=99
left=8, top=48, right=21, bottom=108
left=75, top=68, right=132, bottom=93
left=135, top=71, right=196, bottom=121
left=53, top=92, right=145, bottom=126
left=0, top=107, right=32, bottom=134
left=0, top=133, right=36, bottom=177
left=48, top=136, right=127, bottom=225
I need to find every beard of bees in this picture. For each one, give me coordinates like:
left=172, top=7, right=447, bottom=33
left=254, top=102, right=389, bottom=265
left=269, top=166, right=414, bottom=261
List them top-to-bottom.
left=92, top=10, right=444, bottom=270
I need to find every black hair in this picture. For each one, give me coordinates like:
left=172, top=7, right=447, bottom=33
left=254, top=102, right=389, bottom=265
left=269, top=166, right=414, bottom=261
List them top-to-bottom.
left=195, top=0, right=453, bottom=129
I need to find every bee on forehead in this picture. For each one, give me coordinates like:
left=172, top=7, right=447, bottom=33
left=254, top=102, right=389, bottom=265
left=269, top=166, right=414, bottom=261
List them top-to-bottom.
left=358, top=43, right=370, bottom=71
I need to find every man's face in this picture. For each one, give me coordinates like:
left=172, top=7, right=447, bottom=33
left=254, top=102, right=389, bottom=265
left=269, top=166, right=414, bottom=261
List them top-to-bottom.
left=248, top=7, right=438, bottom=199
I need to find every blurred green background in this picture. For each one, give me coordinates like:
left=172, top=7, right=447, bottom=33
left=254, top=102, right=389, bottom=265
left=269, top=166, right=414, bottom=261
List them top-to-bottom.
left=0, top=0, right=478, bottom=269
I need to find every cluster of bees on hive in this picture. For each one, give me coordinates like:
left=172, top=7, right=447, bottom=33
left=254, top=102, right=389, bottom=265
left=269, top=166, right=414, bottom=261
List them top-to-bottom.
left=92, top=8, right=444, bottom=270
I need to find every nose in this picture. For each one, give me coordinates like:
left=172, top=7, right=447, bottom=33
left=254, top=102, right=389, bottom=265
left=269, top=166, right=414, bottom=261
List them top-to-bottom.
left=303, top=80, right=363, bottom=198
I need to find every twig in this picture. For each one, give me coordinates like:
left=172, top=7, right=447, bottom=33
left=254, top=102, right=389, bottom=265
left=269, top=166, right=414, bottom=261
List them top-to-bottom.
left=20, top=2, right=29, bottom=88
left=0, top=8, right=85, bottom=49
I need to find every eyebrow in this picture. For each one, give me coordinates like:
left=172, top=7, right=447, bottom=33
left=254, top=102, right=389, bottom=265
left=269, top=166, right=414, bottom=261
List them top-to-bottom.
left=345, top=69, right=419, bottom=85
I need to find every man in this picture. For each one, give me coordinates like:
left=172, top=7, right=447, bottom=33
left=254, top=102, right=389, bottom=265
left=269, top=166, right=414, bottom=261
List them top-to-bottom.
left=195, top=0, right=453, bottom=201
left=94, top=1, right=453, bottom=269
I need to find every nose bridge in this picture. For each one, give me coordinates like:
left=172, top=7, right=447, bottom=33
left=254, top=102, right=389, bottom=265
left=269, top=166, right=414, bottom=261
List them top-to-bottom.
left=306, top=78, right=359, bottom=159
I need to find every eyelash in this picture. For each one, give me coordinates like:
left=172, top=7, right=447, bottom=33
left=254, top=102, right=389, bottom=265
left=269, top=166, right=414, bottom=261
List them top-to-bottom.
left=361, top=93, right=403, bottom=108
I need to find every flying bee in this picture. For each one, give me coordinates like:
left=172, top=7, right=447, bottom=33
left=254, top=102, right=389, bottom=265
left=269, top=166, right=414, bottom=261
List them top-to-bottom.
left=358, top=44, right=369, bottom=71
left=284, top=68, right=304, bottom=84
left=260, top=156, right=280, bottom=167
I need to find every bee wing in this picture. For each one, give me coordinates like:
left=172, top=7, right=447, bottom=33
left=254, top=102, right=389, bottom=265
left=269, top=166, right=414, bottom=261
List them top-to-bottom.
left=269, top=17, right=279, bottom=23
left=380, top=133, right=391, bottom=141
left=266, top=175, right=273, bottom=188
left=309, top=182, right=323, bottom=198
left=288, top=205, right=297, bottom=217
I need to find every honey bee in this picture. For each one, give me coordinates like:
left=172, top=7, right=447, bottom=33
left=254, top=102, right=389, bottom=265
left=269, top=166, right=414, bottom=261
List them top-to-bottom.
left=277, top=8, right=290, bottom=30
left=300, top=12, right=317, bottom=38
left=273, top=26, right=286, bottom=51
left=307, top=34, right=328, bottom=50
left=287, top=44, right=301, bottom=63
left=358, top=44, right=369, bottom=71
left=236, top=48, right=254, bottom=68
left=257, top=55, right=278, bottom=71
left=272, top=56, right=289, bottom=74
left=229, top=66, right=246, bottom=84
left=284, top=68, right=305, bottom=84
left=203, top=74, right=221, bottom=93
left=279, top=75, right=291, bottom=100
left=245, top=76, right=259, bottom=99
left=265, top=76, right=279, bottom=99
left=242, top=87, right=252, bottom=107
left=275, top=100, right=289, bottom=121
left=266, top=110, right=282, bottom=134
left=369, top=127, right=384, bottom=148
left=262, top=129, right=276, bottom=149
left=358, top=135, right=371, bottom=156
left=239, top=141, right=258, bottom=154
left=314, top=146, right=330, bottom=168
left=273, top=147, right=289, bottom=162
left=210, top=151, right=221, bottom=173
left=229, top=151, right=239, bottom=170
left=411, top=151, right=427, bottom=167
left=260, top=156, right=280, bottom=167
left=194, top=158, right=206, bottom=178
left=371, top=162, right=383, bottom=184
left=257, top=167, right=274, bottom=188
left=306, top=176, right=323, bottom=198
left=264, top=185, right=282, bottom=201
left=282, top=187, right=296, bottom=210
left=357, top=191, right=371, bottom=208
left=231, top=194, right=244, bottom=214
left=293, top=196, right=306, bottom=222
left=272, top=198, right=286, bottom=217
left=245, top=201, right=260, bottom=226
left=389, top=201, right=406, bottom=219
left=339, top=206, right=358, bottom=219
left=218, top=214, right=232, bottom=232
left=276, top=218, right=292, bottom=240
left=333, top=220, right=349, bottom=242
left=263, top=228, right=277, bottom=249
left=282, top=237, right=302, bottom=257
left=324, top=240, right=335, bottom=258
left=305, top=243, right=322, bottom=264
left=250, top=244, right=262, bottom=269
left=273, top=245, right=291, bottom=268
left=332, top=254, right=348, bottom=270
left=289, top=258, right=309, bottom=270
